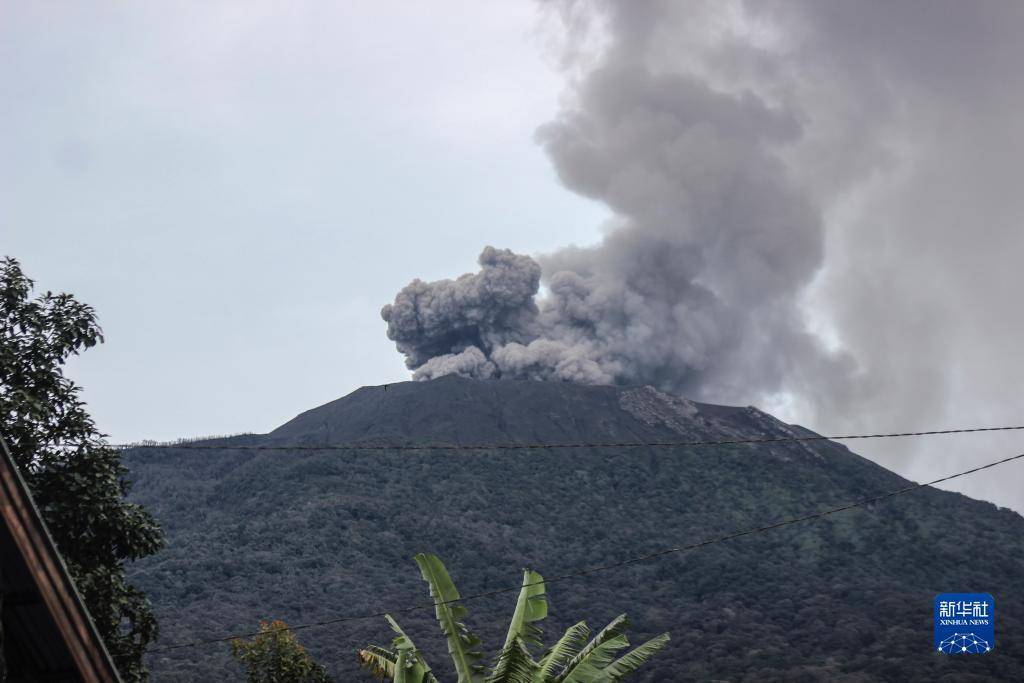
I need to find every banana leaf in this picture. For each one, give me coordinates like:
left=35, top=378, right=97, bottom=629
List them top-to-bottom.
left=414, top=553, right=485, bottom=683
left=501, top=569, right=548, bottom=650
left=555, top=614, right=629, bottom=683
left=535, top=621, right=590, bottom=682
left=601, top=633, right=670, bottom=681
left=486, top=637, right=539, bottom=683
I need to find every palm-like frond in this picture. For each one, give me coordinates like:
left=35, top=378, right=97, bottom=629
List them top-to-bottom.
left=414, top=553, right=486, bottom=683
left=502, top=569, right=548, bottom=650
left=490, top=571, right=546, bottom=682
left=386, top=614, right=440, bottom=683
left=555, top=614, right=629, bottom=683
left=535, top=621, right=590, bottom=682
left=601, top=633, right=670, bottom=681
left=558, top=635, right=629, bottom=683
left=486, top=637, right=540, bottom=683
left=358, top=645, right=398, bottom=680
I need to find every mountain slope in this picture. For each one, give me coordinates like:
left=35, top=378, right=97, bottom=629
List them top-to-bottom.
left=124, top=376, right=1024, bottom=681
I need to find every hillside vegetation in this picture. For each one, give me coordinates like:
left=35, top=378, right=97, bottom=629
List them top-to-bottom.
left=125, top=376, right=1024, bottom=681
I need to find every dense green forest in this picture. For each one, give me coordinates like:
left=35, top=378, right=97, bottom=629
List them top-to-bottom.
left=125, top=377, right=1024, bottom=681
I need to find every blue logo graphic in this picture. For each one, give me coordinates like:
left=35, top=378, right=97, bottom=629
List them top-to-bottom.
left=934, top=593, right=994, bottom=654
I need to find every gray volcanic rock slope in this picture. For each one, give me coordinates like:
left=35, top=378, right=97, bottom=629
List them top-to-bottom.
left=125, top=376, right=1024, bottom=681
left=269, top=376, right=726, bottom=445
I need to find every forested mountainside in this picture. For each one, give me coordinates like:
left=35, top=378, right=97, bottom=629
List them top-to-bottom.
left=124, top=376, right=1024, bottom=681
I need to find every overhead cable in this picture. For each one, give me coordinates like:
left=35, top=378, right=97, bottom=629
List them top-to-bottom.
left=116, top=423, right=1024, bottom=453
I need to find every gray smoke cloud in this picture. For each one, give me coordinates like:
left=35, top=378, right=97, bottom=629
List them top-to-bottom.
left=382, top=0, right=856, bottom=410
left=383, top=0, right=1024, bottom=510
left=381, top=246, right=540, bottom=380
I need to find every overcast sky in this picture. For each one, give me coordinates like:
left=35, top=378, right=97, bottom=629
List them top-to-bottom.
left=4, top=1, right=1024, bottom=513
left=2, top=2, right=607, bottom=438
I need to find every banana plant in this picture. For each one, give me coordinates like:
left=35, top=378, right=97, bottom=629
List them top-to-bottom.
left=357, top=554, right=669, bottom=683
left=357, top=614, right=439, bottom=683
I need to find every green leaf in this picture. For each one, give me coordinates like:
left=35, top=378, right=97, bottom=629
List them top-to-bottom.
left=0, top=257, right=164, bottom=680
left=414, top=553, right=485, bottom=683
left=360, top=558, right=667, bottom=683
left=502, top=569, right=547, bottom=651
left=386, top=614, right=439, bottom=683
left=556, top=614, right=630, bottom=683
left=535, top=621, right=589, bottom=682
left=601, top=633, right=670, bottom=681
left=486, top=637, right=539, bottom=683
left=358, top=645, right=398, bottom=679
left=395, top=645, right=411, bottom=683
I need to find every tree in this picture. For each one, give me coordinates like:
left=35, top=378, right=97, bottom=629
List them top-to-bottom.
left=0, top=257, right=164, bottom=680
left=357, top=553, right=670, bottom=683
left=231, top=620, right=332, bottom=683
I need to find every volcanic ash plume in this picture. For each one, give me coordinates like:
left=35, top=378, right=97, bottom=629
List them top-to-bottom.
left=381, top=0, right=1024, bottom=509
left=381, top=1, right=854, bottom=407
left=380, top=246, right=540, bottom=381
left=381, top=246, right=615, bottom=385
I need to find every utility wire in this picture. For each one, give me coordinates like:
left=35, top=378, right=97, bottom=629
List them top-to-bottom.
left=118, top=423, right=1024, bottom=453
left=146, top=449, right=1024, bottom=655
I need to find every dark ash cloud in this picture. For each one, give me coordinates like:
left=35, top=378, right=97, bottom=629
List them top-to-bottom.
left=381, top=246, right=540, bottom=380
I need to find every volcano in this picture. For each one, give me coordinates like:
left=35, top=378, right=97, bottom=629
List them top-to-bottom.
left=124, top=376, right=1024, bottom=681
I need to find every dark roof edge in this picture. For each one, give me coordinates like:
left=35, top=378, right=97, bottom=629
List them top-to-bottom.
left=0, top=437, right=123, bottom=683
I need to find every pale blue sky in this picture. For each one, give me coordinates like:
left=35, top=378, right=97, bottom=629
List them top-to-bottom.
left=2, top=2, right=607, bottom=441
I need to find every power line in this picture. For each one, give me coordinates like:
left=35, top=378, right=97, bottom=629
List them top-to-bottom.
left=117, top=423, right=1024, bottom=453
left=145, top=449, right=1024, bottom=655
